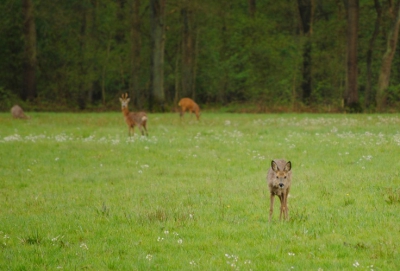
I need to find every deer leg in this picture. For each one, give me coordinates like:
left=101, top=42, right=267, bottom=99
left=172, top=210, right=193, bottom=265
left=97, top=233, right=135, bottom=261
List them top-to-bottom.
left=180, top=108, right=186, bottom=118
left=138, top=125, right=144, bottom=136
left=284, top=188, right=290, bottom=220
left=269, top=193, right=275, bottom=222
left=278, top=194, right=284, bottom=220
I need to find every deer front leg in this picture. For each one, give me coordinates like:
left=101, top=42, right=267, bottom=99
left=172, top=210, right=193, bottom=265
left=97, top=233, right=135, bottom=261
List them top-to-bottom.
left=284, top=188, right=290, bottom=220
left=269, top=193, right=275, bottom=222
left=278, top=194, right=284, bottom=220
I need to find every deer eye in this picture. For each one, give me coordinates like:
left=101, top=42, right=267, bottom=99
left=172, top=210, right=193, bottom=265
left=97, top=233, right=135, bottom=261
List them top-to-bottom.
left=276, top=176, right=279, bottom=179
left=284, top=176, right=287, bottom=179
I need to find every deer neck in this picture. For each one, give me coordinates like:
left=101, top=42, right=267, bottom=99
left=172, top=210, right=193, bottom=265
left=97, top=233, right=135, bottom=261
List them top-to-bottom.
left=122, top=108, right=130, bottom=116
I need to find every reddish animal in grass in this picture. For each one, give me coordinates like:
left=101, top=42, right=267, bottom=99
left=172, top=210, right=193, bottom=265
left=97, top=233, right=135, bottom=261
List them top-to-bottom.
left=119, top=93, right=148, bottom=136
left=178, top=98, right=200, bottom=120
left=11, top=105, right=29, bottom=119
left=267, top=159, right=292, bottom=221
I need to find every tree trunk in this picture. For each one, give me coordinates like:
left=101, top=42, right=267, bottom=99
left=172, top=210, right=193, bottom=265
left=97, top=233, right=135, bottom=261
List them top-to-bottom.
left=22, top=0, right=37, bottom=101
left=131, top=0, right=141, bottom=108
left=149, top=0, right=166, bottom=111
left=248, top=0, right=256, bottom=18
left=297, top=0, right=314, bottom=105
left=343, top=0, right=360, bottom=112
left=365, top=0, right=381, bottom=109
left=376, top=1, right=400, bottom=112
left=181, top=2, right=194, bottom=98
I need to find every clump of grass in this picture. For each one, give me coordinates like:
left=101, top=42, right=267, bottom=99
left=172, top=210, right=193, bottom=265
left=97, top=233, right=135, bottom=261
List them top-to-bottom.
left=385, top=188, right=400, bottom=204
left=344, top=197, right=355, bottom=206
left=96, top=202, right=110, bottom=217
left=19, top=230, right=42, bottom=245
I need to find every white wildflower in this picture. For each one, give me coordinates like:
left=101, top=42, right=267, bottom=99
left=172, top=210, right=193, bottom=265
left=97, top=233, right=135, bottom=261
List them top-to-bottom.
left=80, top=243, right=88, bottom=250
left=146, top=254, right=153, bottom=261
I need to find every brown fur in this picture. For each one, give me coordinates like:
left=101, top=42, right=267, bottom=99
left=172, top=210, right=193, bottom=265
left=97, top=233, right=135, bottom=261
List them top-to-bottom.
left=119, top=93, right=148, bottom=136
left=178, top=98, right=200, bottom=120
left=11, top=105, right=29, bottom=119
left=267, top=159, right=292, bottom=221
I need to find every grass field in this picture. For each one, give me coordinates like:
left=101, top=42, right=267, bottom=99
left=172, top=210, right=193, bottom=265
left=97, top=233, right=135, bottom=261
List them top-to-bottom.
left=1, top=112, right=400, bottom=270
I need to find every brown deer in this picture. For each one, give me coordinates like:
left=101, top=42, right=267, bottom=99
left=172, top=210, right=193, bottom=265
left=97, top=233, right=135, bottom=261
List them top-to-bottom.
left=119, top=93, right=148, bottom=136
left=178, top=98, right=200, bottom=120
left=11, top=105, right=29, bottom=119
left=267, top=159, right=292, bottom=221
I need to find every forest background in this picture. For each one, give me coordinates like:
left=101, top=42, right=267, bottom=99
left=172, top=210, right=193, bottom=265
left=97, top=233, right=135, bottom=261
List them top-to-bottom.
left=1, top=0, right=400, bottom=113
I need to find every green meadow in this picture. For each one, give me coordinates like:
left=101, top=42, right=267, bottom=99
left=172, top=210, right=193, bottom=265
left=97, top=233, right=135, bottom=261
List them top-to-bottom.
left=1, top=112, right=400, bottom=270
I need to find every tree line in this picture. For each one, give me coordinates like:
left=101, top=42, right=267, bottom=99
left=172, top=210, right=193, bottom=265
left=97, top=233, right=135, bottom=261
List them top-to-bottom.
left=0, top=0, right=399, bottom=112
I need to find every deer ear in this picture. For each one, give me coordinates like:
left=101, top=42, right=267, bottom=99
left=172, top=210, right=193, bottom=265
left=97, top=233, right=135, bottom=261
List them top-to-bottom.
left=126, top=98, right=130, bottom=103
left=271, top=160, right=279, bottom=172
left=284, top=161, right=292, bottom=172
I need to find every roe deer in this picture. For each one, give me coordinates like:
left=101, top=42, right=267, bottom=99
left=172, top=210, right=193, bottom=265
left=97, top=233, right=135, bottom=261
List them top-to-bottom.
left=119, top=93, right=148, bottom=136
left=178, top=98, right=200, bottom=120
left=11, top=105, right=29, bottom=119
left=267, top=159, right=292, bottom=221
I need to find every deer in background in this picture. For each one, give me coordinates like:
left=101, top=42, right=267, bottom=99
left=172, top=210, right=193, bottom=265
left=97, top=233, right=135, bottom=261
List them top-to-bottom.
left=119, top=93, right=148, bottom=136
left=178, top=98, right=200, bottom=121
left=11, top=105, right=29, bottom=119
left=267, top=159, right=292, bottom=221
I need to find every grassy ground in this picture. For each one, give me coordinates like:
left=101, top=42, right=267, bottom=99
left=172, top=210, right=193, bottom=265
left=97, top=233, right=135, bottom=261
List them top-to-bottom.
left=0, top=112, right=399, bottom=270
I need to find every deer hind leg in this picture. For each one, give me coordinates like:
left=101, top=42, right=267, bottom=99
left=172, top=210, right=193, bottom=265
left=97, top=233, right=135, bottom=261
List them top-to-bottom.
left=269, top=193, right=275, bottom=222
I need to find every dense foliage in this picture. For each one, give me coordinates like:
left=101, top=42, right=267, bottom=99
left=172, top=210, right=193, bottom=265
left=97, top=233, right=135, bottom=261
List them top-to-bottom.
left=0, top=0, right=399, bottom=112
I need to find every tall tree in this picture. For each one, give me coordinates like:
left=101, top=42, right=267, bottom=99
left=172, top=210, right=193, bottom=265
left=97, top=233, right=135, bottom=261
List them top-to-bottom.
left=22, top=0, right=37, bottom=101
left=130, top=0, right=142, bottom=107
left=149, top=0, right=166, bottom=111
left=181, top=0, right=195, bottom=99
left=248, top=0, right=256, bottom=18
left=297, top=0, right=314, bottom=105
left=343, top=0, right=360, bottom=112
left=365, top=0, right=381, bottom=108
left=376, top=1, right=400, bottom=111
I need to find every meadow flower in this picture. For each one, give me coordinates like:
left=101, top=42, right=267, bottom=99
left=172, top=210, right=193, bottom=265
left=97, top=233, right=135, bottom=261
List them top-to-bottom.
left=164, top=230, right=169, bottom=235
left=157, top=237, right=164, bottom=242
left=177, top=238, right=183, bottom=244
left=80, top=243, right=88, bottom=250
left=288, top=252, right=295, bottom=256
left=146, top=254, right=153, bottom=261
left=189, top=260, right=196, bottom=266
left=353, top=261, right=360, bottom=267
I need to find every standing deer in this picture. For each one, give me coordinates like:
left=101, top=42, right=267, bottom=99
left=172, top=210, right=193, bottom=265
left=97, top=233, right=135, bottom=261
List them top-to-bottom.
left=119, top=93, right=148, bottom=136
left=178, top=98, right=200, bottom=120
left=11, top=105, right=29, bottom=119
left=267, top=159, right=292, bottom=221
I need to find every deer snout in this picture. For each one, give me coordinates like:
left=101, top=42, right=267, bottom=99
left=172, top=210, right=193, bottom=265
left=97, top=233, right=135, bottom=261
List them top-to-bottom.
left=279, top=183, right=284, bottom=188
